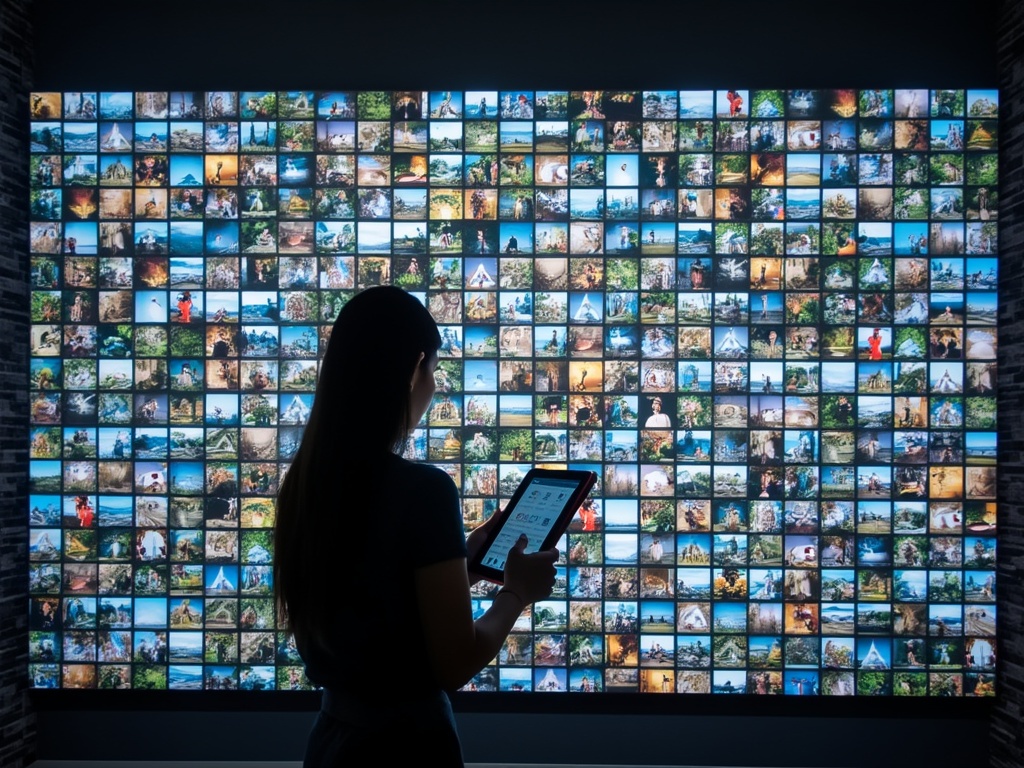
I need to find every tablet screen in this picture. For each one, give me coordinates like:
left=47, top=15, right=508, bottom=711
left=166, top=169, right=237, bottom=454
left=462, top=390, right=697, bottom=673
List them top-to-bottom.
left=477, top=473, right=591, bottom=572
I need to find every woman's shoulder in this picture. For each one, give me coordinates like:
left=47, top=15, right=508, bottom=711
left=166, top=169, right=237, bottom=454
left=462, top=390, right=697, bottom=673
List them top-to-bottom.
left=386, top=454, right=457, bottom=490
left=383, top=456, right=463, bottom=539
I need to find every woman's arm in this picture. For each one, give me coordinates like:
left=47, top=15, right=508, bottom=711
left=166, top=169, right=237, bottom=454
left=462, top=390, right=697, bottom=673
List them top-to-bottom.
left=415, top=537, right=556, bottom=691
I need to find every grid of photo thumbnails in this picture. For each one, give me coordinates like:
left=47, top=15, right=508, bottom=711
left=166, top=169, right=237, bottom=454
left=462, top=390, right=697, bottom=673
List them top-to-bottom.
left=27, top=88, right=998, bottom=695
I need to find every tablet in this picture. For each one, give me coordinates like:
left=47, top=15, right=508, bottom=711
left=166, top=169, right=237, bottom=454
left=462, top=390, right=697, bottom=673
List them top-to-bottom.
left=469, top=468, right=597, bottom=584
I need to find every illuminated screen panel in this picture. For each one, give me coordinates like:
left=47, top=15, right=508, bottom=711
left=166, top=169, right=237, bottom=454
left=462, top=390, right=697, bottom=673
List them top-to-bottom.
left=27, top=89, right=999, bottom=695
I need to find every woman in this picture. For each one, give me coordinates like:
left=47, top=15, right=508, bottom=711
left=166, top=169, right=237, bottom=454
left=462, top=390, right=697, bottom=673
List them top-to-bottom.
left=275, top=286, right=556, bottom=766
left=176, top=291, right=193, bottom=324
left=867, top=328, right=883, bottom=361
left=644, top=396, right=671, bottom=428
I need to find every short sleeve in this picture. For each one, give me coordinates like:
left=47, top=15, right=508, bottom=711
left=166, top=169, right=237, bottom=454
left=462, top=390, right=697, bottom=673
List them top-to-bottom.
left=405, top=463, right=468, bottom=569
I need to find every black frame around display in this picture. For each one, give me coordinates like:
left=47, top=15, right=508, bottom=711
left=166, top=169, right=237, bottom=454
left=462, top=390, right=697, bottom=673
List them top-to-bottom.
left=27, top=88, right=998, bottom=697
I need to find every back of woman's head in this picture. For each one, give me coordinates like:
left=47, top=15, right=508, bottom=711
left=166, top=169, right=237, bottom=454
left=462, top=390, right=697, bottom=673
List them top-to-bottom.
left=318, top=286, right=441, bottom=453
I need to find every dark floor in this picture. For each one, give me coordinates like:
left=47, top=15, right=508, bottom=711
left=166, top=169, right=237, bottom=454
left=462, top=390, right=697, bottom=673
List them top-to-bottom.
left=28, top=763, right=790, bottom=768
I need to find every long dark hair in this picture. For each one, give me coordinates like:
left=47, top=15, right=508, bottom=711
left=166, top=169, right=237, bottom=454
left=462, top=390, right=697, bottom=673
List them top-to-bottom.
left=274, top=286, right=441, bottom=649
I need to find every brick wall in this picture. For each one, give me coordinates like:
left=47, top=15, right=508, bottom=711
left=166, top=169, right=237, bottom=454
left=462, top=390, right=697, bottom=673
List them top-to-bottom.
left=0, top=0, right=36, bottom=766
left=992, top=1, right=1024, bottom=766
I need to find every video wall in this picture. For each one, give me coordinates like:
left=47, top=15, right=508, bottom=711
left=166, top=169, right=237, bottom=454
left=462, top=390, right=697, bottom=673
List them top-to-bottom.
left=28, top=88, right=998, bottom=695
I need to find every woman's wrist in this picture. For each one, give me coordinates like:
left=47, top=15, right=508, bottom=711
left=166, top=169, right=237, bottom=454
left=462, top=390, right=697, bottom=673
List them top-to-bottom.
left=496, top=587, right=524, bottom=607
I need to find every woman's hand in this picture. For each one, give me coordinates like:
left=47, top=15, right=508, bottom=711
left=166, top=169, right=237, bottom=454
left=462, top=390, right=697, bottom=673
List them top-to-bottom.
left=502, top=535, right=558, bottom=605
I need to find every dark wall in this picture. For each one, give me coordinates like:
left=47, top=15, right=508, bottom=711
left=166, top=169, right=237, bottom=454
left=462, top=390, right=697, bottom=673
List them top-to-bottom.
left=5, top=1, right=1020, bottom=766
left=30, top=1, right=999, bottom=91
left=0, top=2, right=35, bottom=767
left=990, top=3, right=1024, bottom=767
left=27, top=705, right=993, bottom=767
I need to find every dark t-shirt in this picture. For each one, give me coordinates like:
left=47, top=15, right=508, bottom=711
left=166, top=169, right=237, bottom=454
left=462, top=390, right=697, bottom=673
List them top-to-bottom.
left=300, top=453, right=467, bottom=702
